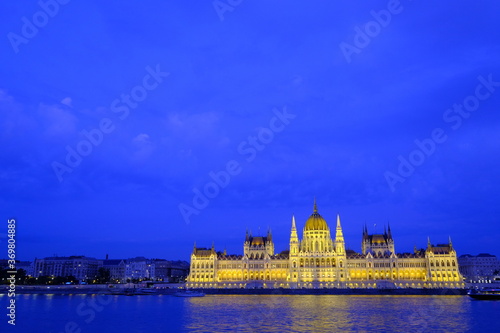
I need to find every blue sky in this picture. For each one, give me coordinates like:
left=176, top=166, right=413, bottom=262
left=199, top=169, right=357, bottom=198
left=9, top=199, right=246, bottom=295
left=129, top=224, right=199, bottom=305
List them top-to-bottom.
left=1, top=1, right=499, bottom=261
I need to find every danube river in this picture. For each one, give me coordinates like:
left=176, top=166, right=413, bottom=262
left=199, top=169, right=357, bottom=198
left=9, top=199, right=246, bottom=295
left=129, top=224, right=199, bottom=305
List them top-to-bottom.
left=1, top=293, right=498, bottom=332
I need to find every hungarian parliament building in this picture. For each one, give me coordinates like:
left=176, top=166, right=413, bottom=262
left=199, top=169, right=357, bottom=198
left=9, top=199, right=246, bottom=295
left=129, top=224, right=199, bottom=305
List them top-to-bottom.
left=186, top=201, right=464, bottom=289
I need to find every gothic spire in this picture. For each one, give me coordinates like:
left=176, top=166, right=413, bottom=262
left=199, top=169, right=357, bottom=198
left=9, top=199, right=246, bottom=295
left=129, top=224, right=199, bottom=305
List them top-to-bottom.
left=313, top=197, right=318, bottom=214
left=335, top=214, right=344, bottom=241
left=290, top=215, right=298, bottom=242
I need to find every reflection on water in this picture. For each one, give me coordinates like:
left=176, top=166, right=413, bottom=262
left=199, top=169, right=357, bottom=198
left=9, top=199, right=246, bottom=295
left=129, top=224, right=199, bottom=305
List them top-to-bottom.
left=5, top=293, right=499, bottom=333
left=185, top=295, right=472, bottom=333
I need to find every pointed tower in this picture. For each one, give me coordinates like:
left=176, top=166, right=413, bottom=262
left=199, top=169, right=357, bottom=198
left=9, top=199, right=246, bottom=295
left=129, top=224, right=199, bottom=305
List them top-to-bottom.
left=334, top=214, right=347, bottom=283
left=335, top=214, right=345, bottom=255
left=289, top=215, right=300, bottom=284
left=290, top=215, right=299, bottom=255
left=386, top=223, right=395, bottom=254
left=361, top=225, right=369, bottom=255
left=266, top=228, right=275, bottom=255
left=267, top=228, right=273, bottom=242
left=426, top=237, right=433, bottom=253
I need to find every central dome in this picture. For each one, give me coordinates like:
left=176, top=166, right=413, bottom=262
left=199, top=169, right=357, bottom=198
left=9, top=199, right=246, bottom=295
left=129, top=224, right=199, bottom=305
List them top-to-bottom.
left=304, top=200, right=329, bottom=231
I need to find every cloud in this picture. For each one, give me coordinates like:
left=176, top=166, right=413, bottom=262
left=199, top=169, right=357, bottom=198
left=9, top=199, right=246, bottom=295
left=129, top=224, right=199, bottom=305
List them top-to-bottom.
left=0, top=89, right=37, bottom=139
left=60, top=97, right=73, bottom=108
left=38, top=103, right=78, bottom=139
left=166, top=111, right=220, bottom=141
left=131, top=133, right=154, bottom=164
left=133, top=133, right=151, bottom=145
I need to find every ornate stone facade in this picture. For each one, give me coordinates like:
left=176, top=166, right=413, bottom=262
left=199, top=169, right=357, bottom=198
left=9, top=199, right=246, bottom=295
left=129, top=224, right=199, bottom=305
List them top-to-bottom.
left=186, top=202, right=464, bottom=289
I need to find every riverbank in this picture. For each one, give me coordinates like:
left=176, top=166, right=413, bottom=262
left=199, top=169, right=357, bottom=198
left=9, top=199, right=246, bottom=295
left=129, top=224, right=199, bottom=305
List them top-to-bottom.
left=0, top=284, right=183, bottom=295
left=1, top=285, right=467, bottom=295
left=197, top=288, right=468, bottom=295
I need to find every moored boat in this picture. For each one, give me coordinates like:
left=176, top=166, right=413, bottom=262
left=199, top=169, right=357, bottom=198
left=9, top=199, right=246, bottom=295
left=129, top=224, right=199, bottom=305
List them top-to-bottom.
left=105, top=288, right=157, bottom=296
left=467, top=288, right=500, bottom=300
left=174, top=290, right=205, bottom=297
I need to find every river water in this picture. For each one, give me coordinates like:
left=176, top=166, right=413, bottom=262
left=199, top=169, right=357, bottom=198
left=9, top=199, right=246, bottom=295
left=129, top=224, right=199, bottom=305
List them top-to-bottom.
left=1, top=293, right=498, bottom=332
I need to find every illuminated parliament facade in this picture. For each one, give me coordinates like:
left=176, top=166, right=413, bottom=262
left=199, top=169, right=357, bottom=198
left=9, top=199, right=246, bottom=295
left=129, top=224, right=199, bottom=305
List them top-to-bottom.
left=186, top=202, right=464, bottom=289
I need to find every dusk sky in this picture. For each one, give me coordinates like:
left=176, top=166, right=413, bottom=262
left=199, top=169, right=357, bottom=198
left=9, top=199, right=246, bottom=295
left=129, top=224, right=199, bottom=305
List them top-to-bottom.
left=1, top=1, right=499, bottom=262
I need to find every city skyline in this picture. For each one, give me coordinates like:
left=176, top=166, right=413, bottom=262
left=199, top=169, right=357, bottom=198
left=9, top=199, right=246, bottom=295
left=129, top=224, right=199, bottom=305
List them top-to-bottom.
left=1, top=1, right=500, bottom=263
left=4, top=200, right=498, bottom=262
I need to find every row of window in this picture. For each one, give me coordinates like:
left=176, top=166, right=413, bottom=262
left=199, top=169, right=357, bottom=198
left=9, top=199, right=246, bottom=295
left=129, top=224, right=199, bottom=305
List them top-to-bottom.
left=193, top=259, right=457, bottom=270
left=430, top=260, right=456, bottom=267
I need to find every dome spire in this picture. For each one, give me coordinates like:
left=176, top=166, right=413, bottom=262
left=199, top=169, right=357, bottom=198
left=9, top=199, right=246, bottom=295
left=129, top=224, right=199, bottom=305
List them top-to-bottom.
left=304, top=199, right=329, bottom=231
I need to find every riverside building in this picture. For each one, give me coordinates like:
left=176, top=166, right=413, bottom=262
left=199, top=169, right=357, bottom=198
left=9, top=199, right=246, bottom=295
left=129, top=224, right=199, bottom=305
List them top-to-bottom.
left=186, top=201, right=464, bottom=289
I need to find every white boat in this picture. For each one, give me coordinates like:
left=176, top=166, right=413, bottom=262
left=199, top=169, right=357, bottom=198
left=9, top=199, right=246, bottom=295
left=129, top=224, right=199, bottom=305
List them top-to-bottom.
left=467, top=288, right=500, bottom=300
left=174, top=290, right=205, bottom=297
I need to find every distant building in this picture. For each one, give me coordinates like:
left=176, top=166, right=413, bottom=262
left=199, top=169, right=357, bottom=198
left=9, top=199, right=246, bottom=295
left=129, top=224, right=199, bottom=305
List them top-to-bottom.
left=187, top=201, right=464, bottom=289
left=458, top=253, right=500, bottom=282
left=32, top=256, right=99, bottom=281
left=125, top=257, right=155, bottom=280
left=96, top=258, right=190, bottom=282
left=100, top=259, right=127, bottom=281
left=0, top=260, right=32, bottom=275
left=154, top=260, right=190, bottom=282
left=16, top=261, right=33, bottom=276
